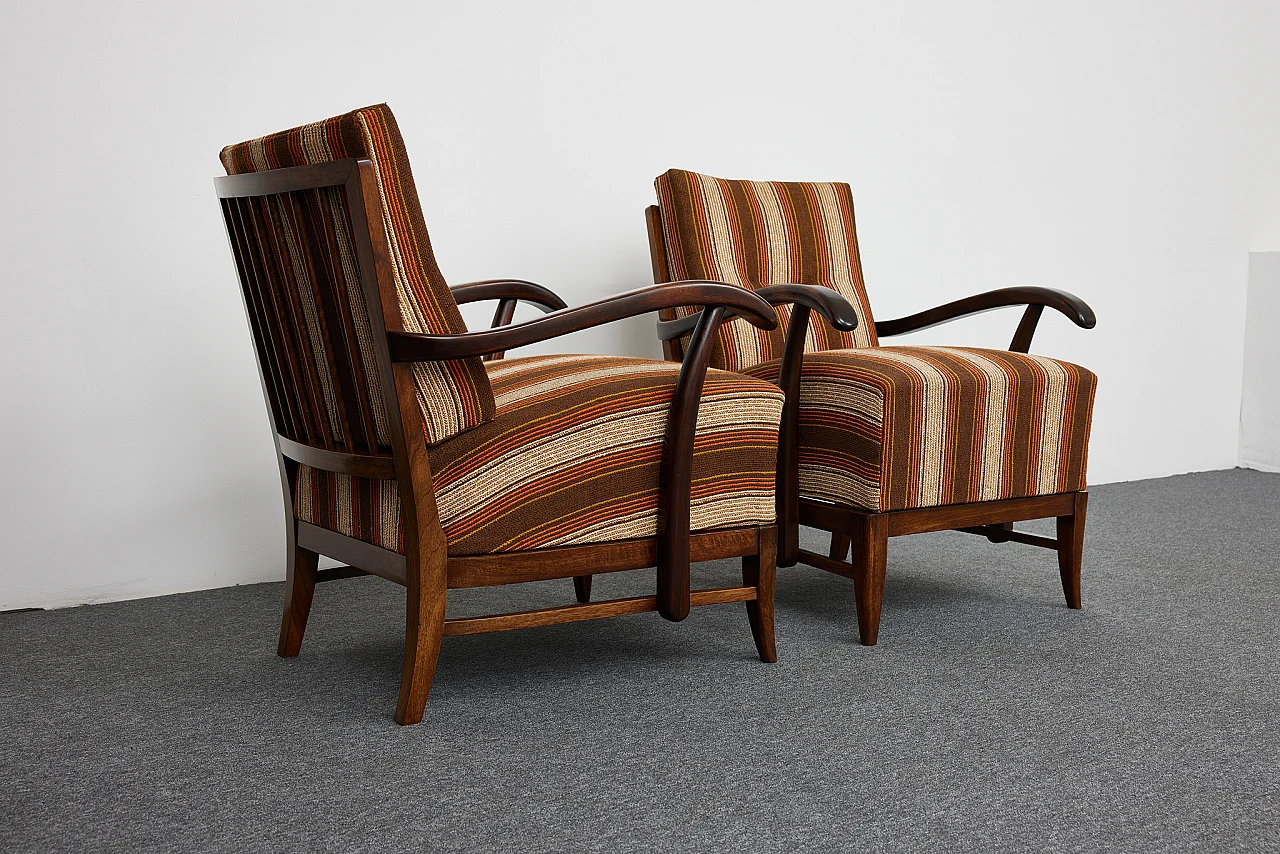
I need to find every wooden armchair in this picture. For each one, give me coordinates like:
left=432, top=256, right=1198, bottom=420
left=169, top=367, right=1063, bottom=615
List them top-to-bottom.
left=215, top=106, right=787, bottom=725
left=646, top=169, right=1098, bottom=646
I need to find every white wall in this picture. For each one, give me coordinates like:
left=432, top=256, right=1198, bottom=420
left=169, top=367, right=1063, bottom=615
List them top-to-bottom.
left=3, top=1, right=1279, bottom=609
left=1240, top=253, right=1280, bottom=471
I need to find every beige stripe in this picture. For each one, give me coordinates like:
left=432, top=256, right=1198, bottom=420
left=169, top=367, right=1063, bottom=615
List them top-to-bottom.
left=354, top=114, right=423, bottom=334
left=247, top=138, right=270, bottom=172
left=693, top=174, right=765, bottom=371
left=748, top=181, right=792, bottom=285
left=811, top=183, right=874, bottom=349
left=931, top=347, right=1009, bottom=502
left=859, top=349, right=951, bottom=507
left=484, top=353, right=605, bottom=381
left=1021, top=353, right=1069, bottom=494
left=491, top=360, right=681, bottom=408
left=412, top=361, right=464, bottom=443
left=799, top=376, right=885, bottom=425
left=434, top=394, right=782, bottom=527
left=800, top=469, right=881, bottom=512
left=335, top=472, right=353, bottom=536
left=378, top=479, right=400, bottom=549
left=541, top=488, right=777, bottom=548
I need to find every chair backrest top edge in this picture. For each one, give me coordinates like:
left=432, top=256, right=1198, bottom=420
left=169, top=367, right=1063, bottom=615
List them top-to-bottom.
left=215, top=159, right=364, bottom=198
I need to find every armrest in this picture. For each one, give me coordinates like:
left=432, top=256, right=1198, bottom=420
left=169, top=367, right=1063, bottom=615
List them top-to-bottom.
left=449, top=279, right=569, bottom=313
left=450, top=279, right=570, bottom=361
left=395, top=280, right=774, bottom=624
left=388, top=281, right=777, bottom=362
left=650, top=283, right=858, bottom=570
left=657, top=283, right=859, bottom=340
left=874, top=286, right=1095, bottom=351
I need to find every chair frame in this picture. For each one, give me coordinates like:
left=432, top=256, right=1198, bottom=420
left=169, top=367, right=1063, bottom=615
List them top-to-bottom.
left=213, top=158, right=786, bottom=726
left=645, top=205, right=1096, bottom=646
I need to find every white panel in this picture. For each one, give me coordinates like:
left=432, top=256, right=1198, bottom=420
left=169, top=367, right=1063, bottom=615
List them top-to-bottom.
left=1, top=0, right=1278, bottom=608
left=1240, top=253, right=1280, bottom=471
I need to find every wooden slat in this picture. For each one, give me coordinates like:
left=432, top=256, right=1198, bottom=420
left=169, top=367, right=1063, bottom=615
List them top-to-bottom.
left=215, top=159, right=358, bottom=198
left=315, top=185, right=381, bottom=452
left=285, top=189, right=352, bottom=448
left=260, top=194, right=334, bottom=448
left=243, top=196, right=318, bottom=444
left=226, top=197, right=301, bottom=439
left=277, top=436, right=395, bottom=478
left=799, top=494, right=1078, bottom=539
left=887, top=494, right=1077, bottom=536
left=296, top=521, right=407, bottom=586
left=955, top=526, right=1059, bottom=550
left=445, top=527, right=760, bottom=590
left=796, top=548, right=858, bottom=580
left=315, top=566, right=369, bottom=583
left=442, top=585, right=757, bottom=637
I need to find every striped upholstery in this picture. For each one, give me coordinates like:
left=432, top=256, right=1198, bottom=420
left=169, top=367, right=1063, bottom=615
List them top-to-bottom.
left=221, top=104, right=494, bottom=445
left=655, top=168, right=878, bottom=372
left=743, top=347, right=1097, bottom=512
left=295, top=354, right=785, bottom=555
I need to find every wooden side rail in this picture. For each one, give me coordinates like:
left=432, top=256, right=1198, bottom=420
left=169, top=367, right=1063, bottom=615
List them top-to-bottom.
left=442, top=586, right=758, bottom=636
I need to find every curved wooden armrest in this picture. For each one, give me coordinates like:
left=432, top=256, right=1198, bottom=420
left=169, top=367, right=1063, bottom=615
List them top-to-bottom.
left=449, top=279, right=569, bottom=313
left=450, top=280, right=570, bottom=361
left=389, top=281, right=777, bottom=362
left=657, top=283, right=859, bottom=341
left=650, top=284, right=857, bottom=571
left=874, top=286, right=1096, bottom=352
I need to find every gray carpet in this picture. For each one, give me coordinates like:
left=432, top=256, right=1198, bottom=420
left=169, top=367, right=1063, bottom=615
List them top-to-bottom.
left=2, top=470, right=1277, bottom=853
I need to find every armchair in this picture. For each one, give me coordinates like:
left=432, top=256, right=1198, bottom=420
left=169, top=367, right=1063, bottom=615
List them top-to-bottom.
left=215, top=106, right=787, bottom=725
left=646, top=169, right=1098, bottom=646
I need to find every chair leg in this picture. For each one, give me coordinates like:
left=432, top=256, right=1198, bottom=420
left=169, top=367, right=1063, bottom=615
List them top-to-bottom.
left=1056, top=491, right=1087, bottom=610
left=849, top=514, right=890, bottom=646
left=986, top=521, right=1013, bottom=543
left=742, top=526, right=778, bottom=663
left=829, top=531, right=851, bottom=561
left=277, top=535, right=319, bottom=658
left=395, top=548, right=448, bottom=727
left=573, top=575, right=593, bottom=603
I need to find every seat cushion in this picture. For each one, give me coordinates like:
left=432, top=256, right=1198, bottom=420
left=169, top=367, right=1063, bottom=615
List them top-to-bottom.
left=654, top=168, right=879, bottom=372
left=743, top=346, right=1097, bottom=513
left=294, top=355, right=784, bottom=556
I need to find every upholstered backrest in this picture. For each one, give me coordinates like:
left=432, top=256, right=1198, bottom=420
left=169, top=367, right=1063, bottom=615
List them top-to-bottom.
left=221, top=104, right=494, bottom=446
left=655, top=168, right=878, bottom=372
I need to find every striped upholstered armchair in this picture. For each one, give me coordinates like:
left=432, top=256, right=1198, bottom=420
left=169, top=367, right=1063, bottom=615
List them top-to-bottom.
left=215, top=106, right=794, bottom=724
left=646, top=169, right=1097, bottom=646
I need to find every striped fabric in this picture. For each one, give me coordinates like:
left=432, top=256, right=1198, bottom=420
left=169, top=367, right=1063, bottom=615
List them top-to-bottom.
left=221, top=104, right=494, bottom=445
left=655, top=168, right=878, bottom=373
left=743, top=347, right=1097, bottom=512
left=294, top=354, right=785, bottom=555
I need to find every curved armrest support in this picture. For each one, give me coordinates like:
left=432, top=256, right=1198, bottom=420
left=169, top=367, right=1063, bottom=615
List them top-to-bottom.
left=449, top=279, right=570, bottom=361
left=450, top=279, right=569, bottom=313
left=388, top=281, right=776, bottom=362
left=394, top=281, right=774, bottom=625
left=657, top=283, right=859, bottom=341
left=652, top=284, right=858, bottom=569
left=874, top=286, right=1095, bottom=352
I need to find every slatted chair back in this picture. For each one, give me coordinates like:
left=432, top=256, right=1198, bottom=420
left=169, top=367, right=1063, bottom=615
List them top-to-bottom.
left=218, top=104, right=495, bottom=453
left=218, top=161, right=394, bottom=461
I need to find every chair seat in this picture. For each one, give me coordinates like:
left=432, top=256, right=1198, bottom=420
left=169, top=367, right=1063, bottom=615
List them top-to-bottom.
left=742, top=346, right=1097, bottom=513
left=294, top=355, right=784, bottom=555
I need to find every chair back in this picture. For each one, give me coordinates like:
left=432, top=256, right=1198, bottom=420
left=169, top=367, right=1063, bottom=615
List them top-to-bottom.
left=218, top=104, right=494, bottom=451
left=653, top=168, right=879, bottom=372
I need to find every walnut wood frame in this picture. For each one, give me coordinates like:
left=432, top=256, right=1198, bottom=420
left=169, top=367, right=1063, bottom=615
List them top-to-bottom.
left=212, top=160, right=785, bottom=727
left=645, top=204, right=1093, bottom=645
